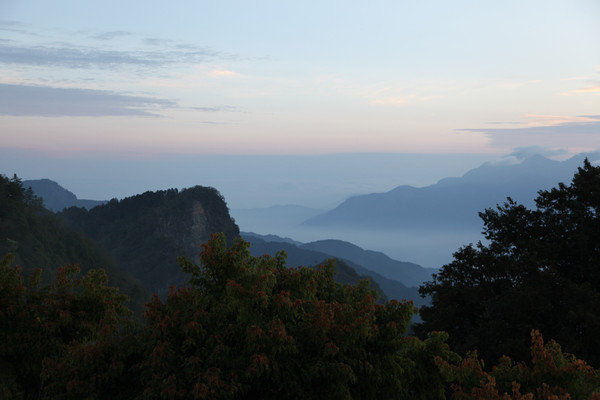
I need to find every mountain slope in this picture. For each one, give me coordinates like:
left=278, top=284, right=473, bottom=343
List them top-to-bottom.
left=304, top=153, right=600, bottom=230
left=0, top=175, right=148, bottom=316
left=23, top=179, right=106, bottom=211
left=61, top=186, right=240, bottom=295
left=241, top=233, right=426, bottom=306
left=300, top=239, right=435, bottom=288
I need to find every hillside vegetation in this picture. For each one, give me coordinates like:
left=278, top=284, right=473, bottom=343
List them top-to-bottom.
left=2, top=159, right=600, bottom=399
left=0, top=174, right=148, bottom=315
left=59, top=186, right=240, bottom=295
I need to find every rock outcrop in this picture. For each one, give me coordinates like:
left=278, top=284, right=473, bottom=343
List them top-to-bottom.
left=60, top=186, right=240, bottom=294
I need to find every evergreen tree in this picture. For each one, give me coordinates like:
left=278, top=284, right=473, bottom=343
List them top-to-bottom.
left=416, top=160, right=600, bottom=366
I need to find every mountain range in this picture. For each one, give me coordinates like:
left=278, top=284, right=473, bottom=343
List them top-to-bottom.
left=14, top=152, right=596, bottom=307
left=230, top=153, right=600, bottom=268
left=304, top=153, right=600, bottom=229
left=16, top=177, right=428, bottom=306
left=241, top=232, right=428, bottom=307
left=299, top=239, right=433, bottom=288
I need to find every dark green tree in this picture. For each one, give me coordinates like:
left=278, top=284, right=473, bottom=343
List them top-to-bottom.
left=416, top=159, right=600, bottom=366
left=138, top=233, right=421, bottom=399
left=37, top=234, right=462, bottom=399
left=0, top=254, right=134, bottom=399
left=437, top=330, right=600, bottom=399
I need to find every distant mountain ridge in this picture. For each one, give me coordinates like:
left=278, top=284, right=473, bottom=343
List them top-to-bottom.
left=304, top=153, right=600, bottom=230
left=23, top=179, right=106, bottom=212
left=241, top=232, right=430, bottom=306
left=300, top=239, right=434, bottom=288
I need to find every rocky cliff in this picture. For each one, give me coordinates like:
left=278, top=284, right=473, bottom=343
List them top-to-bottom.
left=60, top=186, right=240, bottom=295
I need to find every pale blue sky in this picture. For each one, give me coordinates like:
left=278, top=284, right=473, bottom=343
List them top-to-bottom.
left=0, top=1, right=599, bottom=206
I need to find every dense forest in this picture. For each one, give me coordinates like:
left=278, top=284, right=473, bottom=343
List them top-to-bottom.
left=1, top=160, right=600, bottom=399
left=0, top=175, right=148, bottom=315
left=59, top=185, right=240, bottom=297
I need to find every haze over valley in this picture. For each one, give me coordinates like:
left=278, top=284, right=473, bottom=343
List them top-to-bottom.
left=20, top=151, right=600, bottom=272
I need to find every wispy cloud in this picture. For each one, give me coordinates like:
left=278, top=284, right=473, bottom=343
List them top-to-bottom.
left=0, top=20, right=23, bottom=26
left=0, top=21, right=41, bottom=37
left=0, top=23, right=242, bottom=73
left=91, top=30, right=133, bottom=41
left=142, top=37, right=173, bottom=46
left=0, top=42, right=229, bottom=70
left=208, top=69, right=238, bottom=77
left=0, top=83, right=177, bottom=117
left=563, top=85, right=600, bottom=95
left=191, top=105, right=240, bottom=112
left=521, top=114, right=600, bottom=127
left=460, top=115, right=600, bottom=152
left=461, top=115, right=600, bottom=136
left=195, top=120, right=238, bottom=125
left=507, top=146, right=569, bottom=160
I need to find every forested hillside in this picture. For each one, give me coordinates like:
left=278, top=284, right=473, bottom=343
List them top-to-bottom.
left=0, top=174, right=148, bottom=315
left=59, top=186, right=240, bottom=295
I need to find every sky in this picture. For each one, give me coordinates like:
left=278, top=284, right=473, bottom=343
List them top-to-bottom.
left=1, top=0, right=599, bottom=207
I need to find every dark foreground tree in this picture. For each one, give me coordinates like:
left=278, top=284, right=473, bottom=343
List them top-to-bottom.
left=416, top=159, right=600, bottom=366
left=4, top=232, right=463, bottom=399
left=13, top=232, right=600, bottom=399
left=35, top=233, right=458, bottom=399
left=138, top=233, right=420, bottom=399
left=0, top=254, right=134, bottom=399
left=438, top=330, right=600, bottom=399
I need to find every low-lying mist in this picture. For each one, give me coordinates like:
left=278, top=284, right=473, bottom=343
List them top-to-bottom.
left=231, top=214, right=483, bottom=270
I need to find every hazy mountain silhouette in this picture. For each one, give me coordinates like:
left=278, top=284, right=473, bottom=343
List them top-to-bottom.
left=304, top=153, right=600, bottom=230
left=23, top=179, right=106, bottom=212
left=242, top=231, right=303, bottom=246
left=241, top=233, right=427, bottom=306
left=300, top=239, right=434, bottom=288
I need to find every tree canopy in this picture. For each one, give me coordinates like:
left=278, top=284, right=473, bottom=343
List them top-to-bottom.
left=416, top=159, right=600, bottom=366
left=3, top=232, right=600, bottom=398
left=134, top=234, right=420, bottom=399
left=0, top=254, right=134, bottom=399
